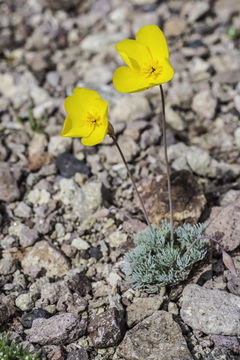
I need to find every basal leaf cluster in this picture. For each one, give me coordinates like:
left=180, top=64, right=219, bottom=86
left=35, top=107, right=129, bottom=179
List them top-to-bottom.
left=122, top=221, right=206, bottom=293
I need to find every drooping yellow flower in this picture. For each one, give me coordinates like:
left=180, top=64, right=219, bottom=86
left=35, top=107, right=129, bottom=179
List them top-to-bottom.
left=113, top=25, right=174, bottom=93
left=61, top=88, right=108, bottom=146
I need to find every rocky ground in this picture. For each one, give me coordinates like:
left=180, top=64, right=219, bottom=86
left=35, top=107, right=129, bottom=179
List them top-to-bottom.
left=0, top=0, right=240, bottom=359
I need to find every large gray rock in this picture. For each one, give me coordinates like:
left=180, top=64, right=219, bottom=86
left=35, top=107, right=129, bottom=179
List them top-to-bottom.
left=54, top=179, right=103, bottom=221
left=21, top=240, right=70, bottom=277
left=181, top=284, right=240, bottom=336
left=126, top=296, right=164, bottom=328
left=114, top=311, right=192, bottom=360
left=27, top=313, right=87, bottom=345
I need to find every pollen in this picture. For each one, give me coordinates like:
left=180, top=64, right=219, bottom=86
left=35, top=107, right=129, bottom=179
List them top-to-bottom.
left=142, top=61, right=162, bottom=79
left=87, top=112, right=102, bottom=127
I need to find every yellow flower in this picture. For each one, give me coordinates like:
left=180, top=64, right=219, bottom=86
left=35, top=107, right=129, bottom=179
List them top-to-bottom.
left=113, top=25, right=174, bottom=93
left=61, top=88, right=108, bottom=146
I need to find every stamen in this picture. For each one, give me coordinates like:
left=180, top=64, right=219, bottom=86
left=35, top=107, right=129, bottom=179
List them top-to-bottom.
left=141, top=61, right=162, bottom=79
left=87, top=112, right=102, bottom=127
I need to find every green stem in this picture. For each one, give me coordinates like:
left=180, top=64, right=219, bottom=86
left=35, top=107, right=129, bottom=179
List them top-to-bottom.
left=159, top=85, right=174, bottom=244
left=110, top=134, right=153, bottom=232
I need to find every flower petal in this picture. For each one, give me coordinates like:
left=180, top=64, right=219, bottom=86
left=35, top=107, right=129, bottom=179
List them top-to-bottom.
left=136, top=25, right=169, bottom=61
left=116, top=39, right=152, bottom=71
left=151, top=59, right=174, bottom=86
left=113, top=66, right=151, bottom=93
left=64, top=88, right=101, bottom=123
left=81, top=112, right=108, bottom=146
left=61, top=115, right=93, bottom=138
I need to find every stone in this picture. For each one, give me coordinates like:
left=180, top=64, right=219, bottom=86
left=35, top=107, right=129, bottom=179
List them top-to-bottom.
left=42, top=0, right=83, bottom=10
left=214, top=0, right=240, bottom=22
left=188, top=2, right=210, bottom=22
left=164, top=18, right=187, bottom=37
left=80, top=32, right=125, bottom=53
left=84, top=65, right=113, bottom=85
left=213, top=70, right=240, bottom=84
left=46, top=71, right=60, bottom=87
left=192, top=90, right=217, bottom=119
left=111, top=95, right=151, bottom=124
left=166, top=105, right=186, bottom=131
left=140, top=123, right=161, bottom=150
left=234, top=127, right=240, bottom=147
left=28, top=133, right=50, bottom=171
left=48, top=136, right=72, bottom=157
left=100, top=136, right=139, bottom=164
left=186, top=147, right=216, bottom=178
left=55, top=152, right=90, bottom=178
left=0, top=162, right=20, bottom=203
left=140, top=170, right=206, bottom=226
left=54, top=179, right=103, bottom=221
left=27, top=189, right=51, bottom=205
left=220, top=190, right=240, bottom=206
left=205, top=197, right=240, bottom=252
left=14, top=202, right=32, bottom=218
left=19, top=226, right=39, bottom=248
left=107, top=230, right=128, bottom=248
left=1, top=235, right=18, bottom=249
left=71, top=237, right=90, bottom=250
left=21, top=240, right=70, bottom=277
left=90, top=246, right=103, bottom=260
left=0, top=257, right=18, bottom=275
left=40, top=281, right=69, bottom=305
left=180, top=284, right=240, bottom=336
left=15, top=292, right=36, bottom=312
left=56, top=292, right=88, bottom=316
left=0, top=295, right=16, bottom=326
left=126, top=296, right=164, bottom=327
left=88, top=307, right=126, bottom=348
left=21, top=309, right=51, bottom=329
left=114, top=311, right=192, bottom=360
left=27, top=313, right=87, bottom=345
left=211, top=335, right=240, bottom=354
left=47, top=346, right=65, bottom=360
left=204, top=347, right=236, bottom=360
left=67, top=349, right=89, bottom=360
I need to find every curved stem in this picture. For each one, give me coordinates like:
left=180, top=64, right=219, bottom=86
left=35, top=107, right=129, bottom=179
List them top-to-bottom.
left=159, top=85, right=174, bottom=244
left=110, top=134, right=153, bottom=232
left=184, top=235, right=224, bottom=256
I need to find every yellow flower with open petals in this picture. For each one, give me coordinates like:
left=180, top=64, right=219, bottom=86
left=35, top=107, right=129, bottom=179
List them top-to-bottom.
left=113, top=25, right=174, bottom=93
left=61, top=88, right=108, bottom=146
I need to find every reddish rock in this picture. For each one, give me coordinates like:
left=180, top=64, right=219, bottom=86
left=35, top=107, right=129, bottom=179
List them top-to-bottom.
left=140, top=170, right=206, bottom=226
left=205, top=196, right=240, bottom=251
left=88, top=307, right=126, bottom=348
left=27, top=313, right=87, bottom=345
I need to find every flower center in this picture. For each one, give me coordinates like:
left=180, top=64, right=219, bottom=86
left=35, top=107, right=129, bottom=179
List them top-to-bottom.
left=141, top=61, right=162, bottom=79
left=87, top=112, right=102, bottom=128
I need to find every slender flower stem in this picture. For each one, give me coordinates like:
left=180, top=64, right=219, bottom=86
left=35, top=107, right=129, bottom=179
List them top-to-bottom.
left=159, top=85, right=174, bottom=244
left=110, top=134, right=153, bottom=232
left=183, top=235, right=238, bottom=277
left=184, top=235, right=223, bottom=256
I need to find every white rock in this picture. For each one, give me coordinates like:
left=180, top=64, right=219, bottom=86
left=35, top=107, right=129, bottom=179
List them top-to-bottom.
left=192, top=90, right=217, bottom=119
left=166, top=105, right=186, bottom=131
left=234, top=127, right=240, bottom=147
left=48, top=136, right=72, bottom=157
left=27, top=189, right=51, bottom=205
left=107, top=230, right=128, bottom=248
left=71, top=237, right=90, bottom=250
left=107, top=271, right=122, bottom=287
left=181, top=284, right=240, bottom=336
left=15, top=292, right=35, bottom=311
